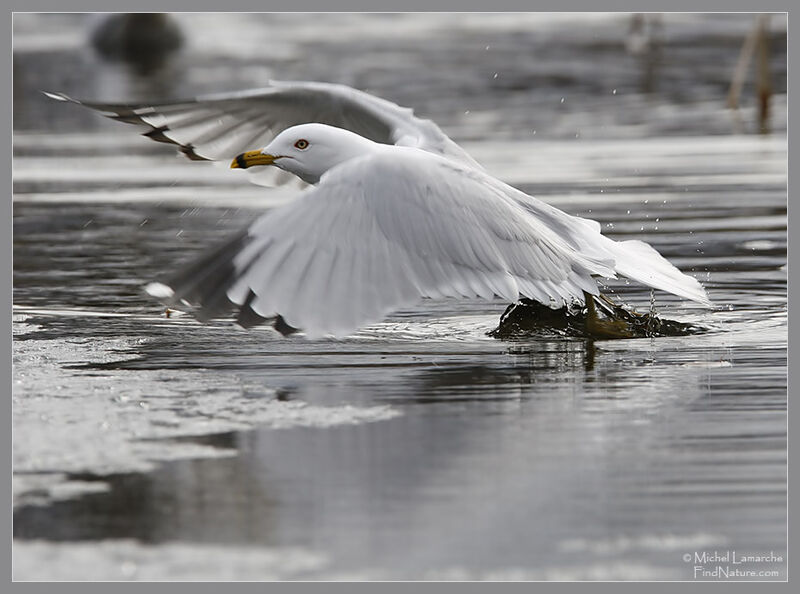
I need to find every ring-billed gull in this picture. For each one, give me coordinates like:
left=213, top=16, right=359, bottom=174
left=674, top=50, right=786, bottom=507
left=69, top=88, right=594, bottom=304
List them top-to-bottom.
left=49, top=81, right=712, bottom=338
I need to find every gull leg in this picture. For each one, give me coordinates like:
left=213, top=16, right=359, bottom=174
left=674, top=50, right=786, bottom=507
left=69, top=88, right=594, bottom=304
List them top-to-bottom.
left=583, top=291, right=633, bottom=339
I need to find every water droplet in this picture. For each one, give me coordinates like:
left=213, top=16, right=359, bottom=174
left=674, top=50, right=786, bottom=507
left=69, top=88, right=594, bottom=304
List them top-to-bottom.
left=485, top=45, right=491, bottom=50
left=493, top=72, right=499, bottom=79
left=612, top=89, right=617, bottom=95
left=560, top=97, right=565, bottom=103
left=464, top=110, right=470, bottom=115
left=644, top=199, right=649, bottom=204
left=626, top=209, right=631, bottom=214
left=655, top=218, right=660, bottom=222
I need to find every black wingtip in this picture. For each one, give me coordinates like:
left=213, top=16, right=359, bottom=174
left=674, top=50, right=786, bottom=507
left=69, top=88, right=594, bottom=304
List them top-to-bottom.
left=142, top=126, right=173, bottom=143
left=180, top=144, right=211, bottom=161
left=235, top=290, right=270, bottom=329
left=273, top=315, right=299, bottom=336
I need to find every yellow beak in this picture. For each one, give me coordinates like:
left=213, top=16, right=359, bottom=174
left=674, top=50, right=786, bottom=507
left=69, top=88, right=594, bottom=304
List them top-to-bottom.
left=231, top=150, right=276, bottom=169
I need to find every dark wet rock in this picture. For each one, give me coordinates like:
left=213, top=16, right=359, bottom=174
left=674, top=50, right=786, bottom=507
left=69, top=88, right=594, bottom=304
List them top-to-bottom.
left=489, top=294, right=705, bottom=340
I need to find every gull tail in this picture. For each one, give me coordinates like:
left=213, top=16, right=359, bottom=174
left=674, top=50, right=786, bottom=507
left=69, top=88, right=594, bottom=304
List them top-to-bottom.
left=607, top=239, right=712, bottom=307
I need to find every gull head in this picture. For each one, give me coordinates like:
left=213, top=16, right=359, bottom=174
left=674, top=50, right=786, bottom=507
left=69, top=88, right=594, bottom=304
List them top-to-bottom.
left=230, top=123, right=377, bottom=184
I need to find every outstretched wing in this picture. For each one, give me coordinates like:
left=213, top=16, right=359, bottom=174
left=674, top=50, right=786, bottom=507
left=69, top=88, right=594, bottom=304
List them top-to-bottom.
left=45, top=80, right=481, bottom=187
left=147, top=147, right=614, bottom=338
left=507, top=188, right=712, bottom=306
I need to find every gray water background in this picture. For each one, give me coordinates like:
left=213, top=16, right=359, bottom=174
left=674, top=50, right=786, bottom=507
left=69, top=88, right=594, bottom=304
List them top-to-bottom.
left=12, top=13, right=787, bottom=580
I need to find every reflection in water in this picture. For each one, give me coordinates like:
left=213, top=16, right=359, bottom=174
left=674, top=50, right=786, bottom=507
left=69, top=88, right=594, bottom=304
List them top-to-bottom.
left=13, top=326, right=785, bottom=577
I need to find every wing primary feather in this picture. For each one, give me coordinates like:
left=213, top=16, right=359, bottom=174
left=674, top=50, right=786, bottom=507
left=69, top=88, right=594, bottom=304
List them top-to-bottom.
left=154, top=229, right=250, bottom=302
left=235, top=290, right=271, bottom=329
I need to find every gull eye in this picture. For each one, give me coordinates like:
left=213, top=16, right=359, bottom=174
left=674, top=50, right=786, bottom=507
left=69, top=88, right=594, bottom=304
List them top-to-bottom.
left=294, top=139, right=309, bottom=150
